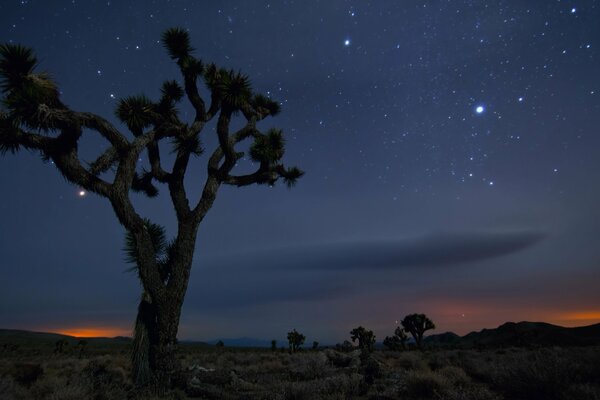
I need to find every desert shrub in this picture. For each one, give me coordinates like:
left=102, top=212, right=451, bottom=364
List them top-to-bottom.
left=324, top=349, right=360, bottom=369
left=486, top=349, right=575, bottom=400
left=391, top=351, right=429, bottom=372
left=288, top=352, right=330, bottom=380
left=361, top=356, right=382, bottom=385
left=81, top=357, right=128, bottom=400
left=9, top=362, right=43, bottom=387
left=436, top=366, right=471, bottom=387
left=399, top=369, right=448, bottom=398
left=46, top=382, right=88, bottom=400
left=563, top=383, right=600, bottom=400
left=438, top=385, right=502, bottom=400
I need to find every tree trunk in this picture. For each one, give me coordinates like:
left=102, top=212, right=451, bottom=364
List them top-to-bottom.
left=131, top=291, right=183, bottom=390
left=150, top=305, right=181, bottom=386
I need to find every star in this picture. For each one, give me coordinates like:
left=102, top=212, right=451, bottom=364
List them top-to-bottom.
left=344, top=39, right=350, bottom=46
left=475, top=105, right=485, bottom=114
left=78, top=190, right=86, bottom=197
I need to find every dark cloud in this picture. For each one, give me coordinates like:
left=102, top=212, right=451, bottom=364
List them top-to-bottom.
left=185, top=230, right=545, bottom=311
left=205, top=230, right=546, bottom=272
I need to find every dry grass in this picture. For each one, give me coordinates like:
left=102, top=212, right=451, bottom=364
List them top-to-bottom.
left=1, top=342, right=599, bottom=399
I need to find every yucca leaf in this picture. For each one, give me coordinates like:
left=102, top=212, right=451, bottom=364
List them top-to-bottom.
left=162, top=27, right=194, bottom=60
left=0, top=44, right=38, bottom=91
left=178, top=55, right=203, bottom=76
left=221, top=70, right=251, bottom=110
left=160, top=80, right=184, bottom=101
left=252, top=94, right=281, bottom=116
left=115, top=95, right=154, bottom=134
left=0, top=112, right=21, bottom=154
left=249, top=128, right=285, bottom=164
left=171, top=134, right=203, bottom=156
left=280, top=166, right=304, bottom=188
left=131, top=171, right=159, bottom=198
left=123, top=219, right=168, bottom=266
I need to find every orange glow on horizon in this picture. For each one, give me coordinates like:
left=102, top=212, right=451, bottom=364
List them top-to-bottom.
left=555, top=311, right=600, bottom=324
left=49, top=327, right=130, bottom=338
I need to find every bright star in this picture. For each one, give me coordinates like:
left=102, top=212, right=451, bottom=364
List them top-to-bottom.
left=571, top=7, right=576, bottom=13
left=344, top=39, right=350, bottom=46
left=518, top=97, right=524, bottom=102
left=475, top=105, right=485, bottom=114
left=78, top=190, right=86, bottom=197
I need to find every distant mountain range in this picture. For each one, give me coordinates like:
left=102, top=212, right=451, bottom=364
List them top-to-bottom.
left=3, top=321, right=600, bottom=349
left=425, top=321, right=600, bottom=348
left=0, top=329, right=131, bottom=345
left=204, top=337, right=275, bottom=348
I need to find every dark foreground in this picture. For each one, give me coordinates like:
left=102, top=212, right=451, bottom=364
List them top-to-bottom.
left=1, top=341, right=600, bottom=400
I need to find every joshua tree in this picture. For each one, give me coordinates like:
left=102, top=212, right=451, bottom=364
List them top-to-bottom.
left=0, top=28, right=303, bottom=387
left=401, top=314, right=435, bottom=350
left=350, top=326, right=376, bottom=352
left=383, top=326, right=408, bottom=351
left=287, top=329, right=305, bottom=353
left=53, top=339, right=68, bottom=355
left=271, top=339, right=277, bottom=352
left=77, top=340, right=87, bottom=359
left=312, top=341, right=319, bottom=350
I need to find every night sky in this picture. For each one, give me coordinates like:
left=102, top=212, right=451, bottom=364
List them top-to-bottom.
left=1, top=0, right=599, bottom=344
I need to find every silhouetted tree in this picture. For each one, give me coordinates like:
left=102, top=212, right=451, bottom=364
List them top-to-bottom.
left=0, top=28, right=303, bottom=389
left=401, top=314, right=435, bottom=350
left=350, top=326, right=376, bottom=352
left=383, top=326, right=408, bottom=351
left=287, top=329, right=305, bottom=353
left=54, top=339, right=68, bottom=355
left=77, top=340, right=87, bottom=359
left=215, top=340, right=224, bottom=348
left=271, top=340, right=277, bottom=352
left=337, top=340, right=353, bottom=352
left=312, top=341, right=319, bottom=350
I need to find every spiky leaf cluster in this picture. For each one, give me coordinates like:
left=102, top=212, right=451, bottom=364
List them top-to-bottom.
left=161, top=27, right=193, bottom=60
left=0, top=44, right=37, bottom=91
left=0, top=44, right=64, bottom=130
left=178, top=56, right=204, bottom=76
left=203, top=66, right=251, bottom=110
left=221, top=70, right=251, bottom=110
left=160, top=80, right=184, bottom=102
left=252, top=94, right=281, bottom=116
left=115, top=95, right=155, bottom=135
left=0, top=112, right=20, bottom=154
left=250, top=128, right=285, bottom=164
left=171, top=135, right=203, bottom=156
left=279, top=166, right=304, bottom=188
left=132, top=171, right=159, bottom=198
left=124, top=219, right=175, bottom=282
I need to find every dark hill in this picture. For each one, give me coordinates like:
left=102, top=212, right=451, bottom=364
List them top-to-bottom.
left=425, top=321, right=600, bottom=348
left=0, top=329, right=130, bottom=346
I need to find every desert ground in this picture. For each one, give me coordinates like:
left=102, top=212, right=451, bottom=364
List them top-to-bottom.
left=1, top=336, right=600, bottom=400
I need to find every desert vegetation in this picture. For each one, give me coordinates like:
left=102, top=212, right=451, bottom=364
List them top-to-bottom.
left=1, top=332, right=600, bottom=400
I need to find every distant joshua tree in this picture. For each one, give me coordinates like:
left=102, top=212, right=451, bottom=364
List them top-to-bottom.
left=0, top=28, right=303, bottom=389
left=401, top=314, right=435, bottom=350
left=350, top=326, right=376, bottom=352
left=383, top=326, right=408, bottom=351
left=287, top=329, right=305, bottom=353
left=54, top=339, right=68, bottom=355
left=77, top=339, right=87, bottom=359
left=271, top=339, right=277, bottom=352
left=215, top=340, right=224, bottom=348
left=312, top=341, right=319, bottom=350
